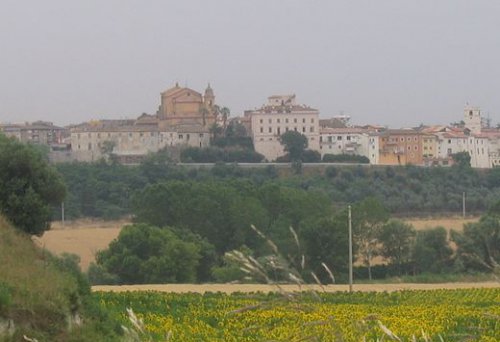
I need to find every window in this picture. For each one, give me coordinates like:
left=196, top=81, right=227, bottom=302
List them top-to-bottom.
left=277, top=118, right=280, bottom=123
left=285, top=118, right=289, bottom=123
left=294, top=118, right=297, bottom=123
left=302, top=118, right=306, bottom=123
left=311, top=118, right=314, bottom=123
left=259, top=119, right=263, bottom=124
left=269, top=119, right=272, bottom=124
left=260, top=127, right=263, bottom=133
left=268, top=127, right=272, bottom=133
left=277, top=127, right=281, bottom=134
left=286, top=127, right=289, bottom=131
left=294, top=127, right=297, bottom=132
left=302, top=127, right=306, bottom=133
left=310, top=127, right=314, bottom=132
left=97, top=133, right=101, bottom=138
left=140, top=133, right=143, bottom=137
left=199, top=133, right=204, bottom=138
left=178, top=134, right=183, bottom=139
left=186, top=134, right=190, bottom=140
left=328, top=136, right=332, bottom=142
left=337, top=136, right=342, bottom=141
left=347, top=136, right=351, bottom=141
left=400, top=137, right=404, bottom=142
left=407, top=137, right=411, bottom=142
left=414, top=137, right=417, bottom=141
left=448, top=139, right=451, bottom=144
left=88, top=143, right=92, bottom=150
left=414, top=145, right=418, bottom=150
left=407, top=146, right=411, bottom=150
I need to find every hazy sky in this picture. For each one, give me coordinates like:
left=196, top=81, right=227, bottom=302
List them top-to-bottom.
left=1, top=0, right=500, bottom=127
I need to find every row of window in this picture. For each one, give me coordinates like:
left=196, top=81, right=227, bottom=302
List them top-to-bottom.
left=259, top=118, right=315, bottom=124
left=259, top=126, right=315, bottom=134
left=76, top=132, right=205, bottom=140
left=320, top=135, right=354, bottom=142
left=382, top=136, right=419, bottom=143
left=258, top=137, right=316, bottom=142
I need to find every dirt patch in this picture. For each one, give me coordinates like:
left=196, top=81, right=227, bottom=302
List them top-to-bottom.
left=405, top=216, right=479, bottom=231
left=33, top=219, right=128, bottom=270
left=92, top=282, right=499, bottom=293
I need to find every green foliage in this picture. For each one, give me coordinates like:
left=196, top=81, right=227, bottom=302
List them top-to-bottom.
left=279, top=131, right=308, bottom=161
left=0, top=134, right=66, bottom=235
left=180, top=146, right=264, bottom=163
left=452, top=151, right=471, bottom=168
left=322, top=154, right=370, bottom=163
left=353, top=198, right=389, bottom=279
left=452, top=208, right=500, bottom=272
left=301, top=213, right=351, bottom=283
left=0, top=216, right=120, bottom=340
left=378, top=220, right=416, bottom=275
left=96, top=224, right=203, bottom=284
left=412, top=227, right=453, bottom=273
left=211, top=246, right=253, bottom=283
left=0, top=281, right=12, bottom=315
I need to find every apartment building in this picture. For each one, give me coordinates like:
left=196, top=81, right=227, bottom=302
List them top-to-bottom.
left=247, top=95, right=320, bottom=161
left=0, top=121, right=66, bottom=145
left=319, top=127, right=371, bottom=158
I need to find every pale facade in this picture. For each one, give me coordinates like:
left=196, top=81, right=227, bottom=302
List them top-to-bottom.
left=247, top=95, right=320, bottom=161
left=319, top=128, right=371, bottom=158
left=435, top=132, right=490, bottom=168
left=367, top=134, right=380, bottom=165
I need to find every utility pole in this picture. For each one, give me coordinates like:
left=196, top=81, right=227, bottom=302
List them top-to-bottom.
left=462, top=192, right=466, bottom=218
left=61, top=202, right=65, bottom=227
left=348, top=205, right=353, bottom=293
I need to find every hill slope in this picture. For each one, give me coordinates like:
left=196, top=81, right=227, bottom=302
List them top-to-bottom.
left=0, top=216, right=119, bottom=341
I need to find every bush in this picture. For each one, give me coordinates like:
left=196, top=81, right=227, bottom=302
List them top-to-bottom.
left=180, top=146, right=264, bottom=163
left=322, top=153, right=369, bottom=163
left=96, top=224, right=204, bottom=284
left=0, top=281, right=11, bottom=314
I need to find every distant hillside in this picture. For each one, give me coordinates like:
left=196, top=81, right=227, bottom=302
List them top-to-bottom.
left=0, top=216, right=119, bottom=341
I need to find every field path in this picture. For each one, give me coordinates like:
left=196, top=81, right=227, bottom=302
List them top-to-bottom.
left=93, top=282, right=499, bottom=293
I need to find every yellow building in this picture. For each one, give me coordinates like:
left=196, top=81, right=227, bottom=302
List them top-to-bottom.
left=157, top=83, right=216, bottom=128
left=378, top=129, right=424, bottom=166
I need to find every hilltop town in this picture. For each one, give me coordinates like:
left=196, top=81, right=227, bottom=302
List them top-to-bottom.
left=1, top=83, right=500, bottom=168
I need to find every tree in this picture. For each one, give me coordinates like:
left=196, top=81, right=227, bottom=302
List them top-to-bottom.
left=220, top=106, right=230, bottom=130
left=279, top=131, right=308, bottom=161
left=0, top=134, right=66, bottom=235
left=99, top=140, right=117, bottom=162
left=452, top=152, right=471, bottom=168
left=353, top=198, right=389, bottom=280
left=452, top=205, right=500, bottom=272
left=301, top=213, right=351, bottom=283
left=378, top=220, right=416, bottom=275
left=96, top=224, right=202, bottom=284
left=412, top=227, right=453, bottom=274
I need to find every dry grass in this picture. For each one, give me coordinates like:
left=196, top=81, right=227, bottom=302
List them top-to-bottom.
left=404, top=216, right=480, bottom=232
left=33, top=219, right=128, bottom=271
left=92, top=282, right=500, bottom=294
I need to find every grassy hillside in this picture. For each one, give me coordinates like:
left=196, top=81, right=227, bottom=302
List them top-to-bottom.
left=0, top=216, right=120, bottom=341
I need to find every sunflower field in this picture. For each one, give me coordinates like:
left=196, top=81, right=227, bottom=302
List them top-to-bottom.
left=95, top=288, right=500, bottom=341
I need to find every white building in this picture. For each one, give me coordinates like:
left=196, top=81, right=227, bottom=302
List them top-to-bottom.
left=247, top=95, right=320, bottom=161
left=319, top=127, right=371, bottom=158
left=434, top=130, right=490, bottom=168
